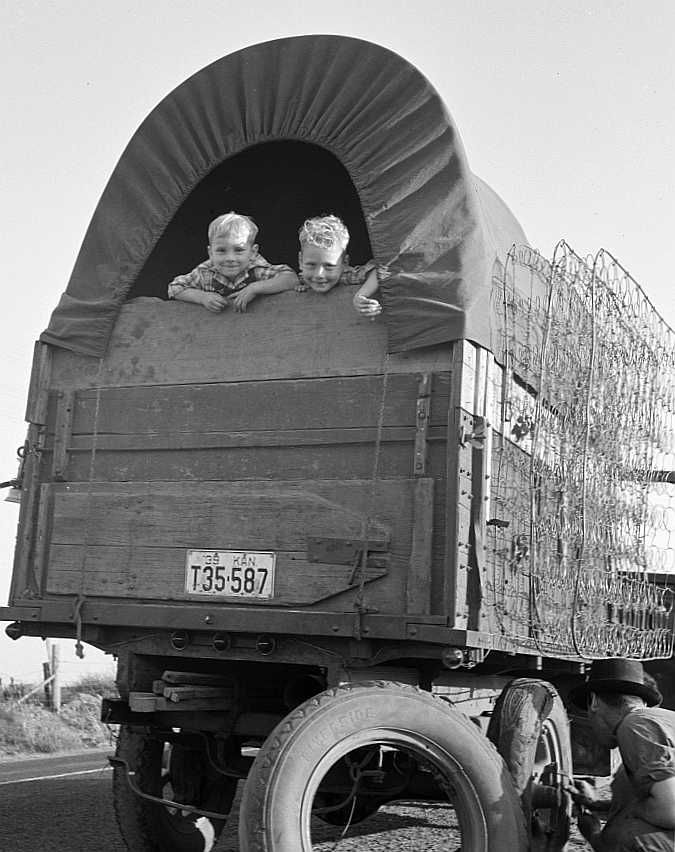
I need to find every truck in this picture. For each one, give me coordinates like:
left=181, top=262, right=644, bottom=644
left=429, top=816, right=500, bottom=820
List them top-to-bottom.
left=2, top=34, right=674, bottom=852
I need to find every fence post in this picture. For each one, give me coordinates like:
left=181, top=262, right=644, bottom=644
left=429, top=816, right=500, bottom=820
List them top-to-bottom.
left=51, top=643, right=61, bottom=712
left=42, top=661, right=52, bottom=706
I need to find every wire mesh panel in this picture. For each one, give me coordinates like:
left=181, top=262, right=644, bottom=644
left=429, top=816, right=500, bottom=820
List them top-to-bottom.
left=486, top=242, right=674, bottom=660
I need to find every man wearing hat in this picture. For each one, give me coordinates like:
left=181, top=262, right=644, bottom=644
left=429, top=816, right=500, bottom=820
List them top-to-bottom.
left=568, top=658, right=675, bottom=851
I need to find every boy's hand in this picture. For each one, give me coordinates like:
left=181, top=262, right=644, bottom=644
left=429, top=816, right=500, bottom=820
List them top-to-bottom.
left=229, top=285, right=257, bottom=312
left=200, top=293, right=228, bottom=312
left=353, top=293, right=382, bottom=318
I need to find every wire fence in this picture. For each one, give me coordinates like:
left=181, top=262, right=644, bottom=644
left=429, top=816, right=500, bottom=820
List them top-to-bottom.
left=486, top=241, right=674, bottom=660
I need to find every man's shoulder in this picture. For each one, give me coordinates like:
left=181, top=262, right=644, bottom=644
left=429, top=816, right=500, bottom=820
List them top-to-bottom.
left=621, top=707, right=675, bottom=739
left=632, top=707, right=675, bottom=722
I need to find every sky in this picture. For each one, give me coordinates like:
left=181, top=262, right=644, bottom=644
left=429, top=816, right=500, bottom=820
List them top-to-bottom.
left=0, top=0, right=673, bottom=684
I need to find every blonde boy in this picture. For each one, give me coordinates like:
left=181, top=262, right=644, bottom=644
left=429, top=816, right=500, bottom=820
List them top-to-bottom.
left=168, top=212, right=298, bottom=312
left=297, top=215, right=383, bottom=317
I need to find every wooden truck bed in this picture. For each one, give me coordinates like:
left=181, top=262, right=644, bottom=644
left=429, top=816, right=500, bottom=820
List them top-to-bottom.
left=6, top=273, right=670, bottom=665
left=7, top=286, right=499, bottom=653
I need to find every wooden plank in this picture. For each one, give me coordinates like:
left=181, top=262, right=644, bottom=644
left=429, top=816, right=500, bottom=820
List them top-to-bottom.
left=49, top=288, right=454, bottom=389
left=11, top=342, right=52, bottom=601
left=25, top=342, right=52, bottom=426
left=68, top=374, right=450, bottom=435
left=10, top=422, right=45, bottom=600
left=62, top=425, right=447, bottom=453
left=57, top=442, right=436, bottom=484
left=406, top=478, right=434, bottom=615
left=49, top=480, right=410, bottom=550
left=30, top=483, right=53, bottom=597
left=429, top=485, right=449, bottom=615
left=44, top=545, right=394, bottom=607
left=164, top=685, right=234, bottom=703
left=129, top=692, right=157, bottom=712
left=145, top=695, right=235, bottom=712
left=155, top=697, right=234, bottom=711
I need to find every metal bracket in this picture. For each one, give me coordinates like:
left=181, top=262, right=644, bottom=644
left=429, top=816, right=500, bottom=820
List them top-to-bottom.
left=413, top=373, right=432, bottom=476
left=52, top=391, right=75, bottom=481
left=458, top=418, right=488, bottom=448
left=307, top=536, right=389, bottom=567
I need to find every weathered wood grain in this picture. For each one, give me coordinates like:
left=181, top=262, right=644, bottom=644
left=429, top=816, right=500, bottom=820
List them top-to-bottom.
left=28, top=286, right=465, bottom=624
left=49, top=288, right=454, bottom=389
left=25, top=342, right=52, bottom=425
left=65, top=374, right=451, bottom=435
left=61, top=425, right=447, bottom=452
left=50, top=442, right=440, bottom=484
left=406, top=478, right=435, bottom=615
left=42, top=479, right=423, bottom=610
left=49, top=480, right=411, bottom=549
left=45, top=545, right=397, bottom=608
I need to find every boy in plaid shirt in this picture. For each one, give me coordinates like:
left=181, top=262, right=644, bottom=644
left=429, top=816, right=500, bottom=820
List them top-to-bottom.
left=168, top=212, right=298, bottom=312
left=297, top=215, right=385, bottom=317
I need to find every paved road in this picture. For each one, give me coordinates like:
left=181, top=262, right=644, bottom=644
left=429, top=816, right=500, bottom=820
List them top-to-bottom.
left=0, top=748, right=112, bottom=785
left=0, top=750, right=591, bottom=851
left=0, top=752, right=124, bottom=852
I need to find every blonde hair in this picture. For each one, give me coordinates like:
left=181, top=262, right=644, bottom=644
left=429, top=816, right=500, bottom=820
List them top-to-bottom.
left=208, top=212, right=258, bottom=245
left=299, top=215, right=349, bottom=253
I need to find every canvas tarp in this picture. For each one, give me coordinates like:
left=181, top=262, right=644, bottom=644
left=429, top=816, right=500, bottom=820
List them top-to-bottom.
left=41, top=34, right=529, bottom=357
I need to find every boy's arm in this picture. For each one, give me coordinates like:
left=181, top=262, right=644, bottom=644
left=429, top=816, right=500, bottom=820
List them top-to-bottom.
left=168, top=267, right=228, bottom=312
left=353, top=268, right=382, bottom=317
left=230, top=269, right=298, bottom=312
left=172, top=288, right=228, bottom=312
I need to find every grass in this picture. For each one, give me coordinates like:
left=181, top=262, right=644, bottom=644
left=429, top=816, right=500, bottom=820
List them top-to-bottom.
left=0, top=673, right=118, bottom=757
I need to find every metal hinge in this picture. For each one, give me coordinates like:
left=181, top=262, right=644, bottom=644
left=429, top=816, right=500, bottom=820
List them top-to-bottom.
left=414, top=373, right=432, bottom=476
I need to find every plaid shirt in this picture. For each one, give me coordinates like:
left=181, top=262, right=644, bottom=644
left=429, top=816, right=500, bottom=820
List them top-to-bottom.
left=168, top=255, right=294, bottom=299
left=298, top=259, right=388, bottom=288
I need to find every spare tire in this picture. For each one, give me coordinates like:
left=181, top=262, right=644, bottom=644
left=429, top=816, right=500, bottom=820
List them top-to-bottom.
left=487, top=678, right=573, bottom=852
left=239, top=681, right=528, bottom=851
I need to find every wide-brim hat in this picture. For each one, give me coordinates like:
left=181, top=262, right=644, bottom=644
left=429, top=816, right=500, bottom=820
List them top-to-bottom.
left=569, top=658, right=662, bottom=709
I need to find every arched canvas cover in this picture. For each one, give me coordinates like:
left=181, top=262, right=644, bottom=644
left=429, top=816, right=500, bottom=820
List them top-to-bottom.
left=41, top=34, right=529, bottom=357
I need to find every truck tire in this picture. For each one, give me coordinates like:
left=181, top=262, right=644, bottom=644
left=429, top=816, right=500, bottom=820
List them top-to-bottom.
left=487, top=678, right=573, bottom=852
left=238, top=681, right=528, bottom=851
left=112, top=726, right=236, bottom=852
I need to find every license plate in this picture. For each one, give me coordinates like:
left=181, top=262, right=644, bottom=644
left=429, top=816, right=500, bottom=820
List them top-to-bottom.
left=185, top=550, right=275, bottom=598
